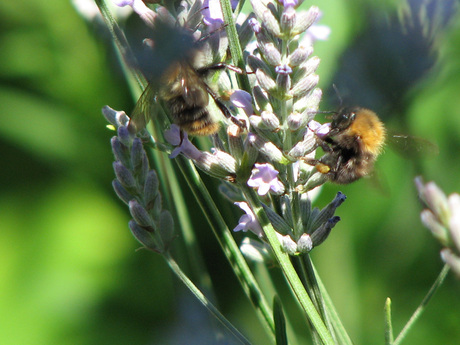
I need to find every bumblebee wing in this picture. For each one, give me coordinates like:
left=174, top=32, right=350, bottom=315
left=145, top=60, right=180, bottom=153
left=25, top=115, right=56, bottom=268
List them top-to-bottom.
left=127, top=83, right=158, bottom=133
left=389, top=134, right=439, bottom=159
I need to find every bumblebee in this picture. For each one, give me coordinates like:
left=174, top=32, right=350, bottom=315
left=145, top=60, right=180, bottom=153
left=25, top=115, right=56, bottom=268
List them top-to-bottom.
left=127, top=18, right=245, bottom=136
left=307, top=107, right=386, bottom=184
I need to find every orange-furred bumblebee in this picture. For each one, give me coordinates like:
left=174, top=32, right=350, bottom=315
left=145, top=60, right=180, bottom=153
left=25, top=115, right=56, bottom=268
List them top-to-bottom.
left=127, top=16, right=245, bottom=136
left=306, top=107, right=386, bottom=184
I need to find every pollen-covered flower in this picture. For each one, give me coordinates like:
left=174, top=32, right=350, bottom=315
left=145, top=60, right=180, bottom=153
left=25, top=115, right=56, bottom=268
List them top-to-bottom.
left=247, top=163, right=285, bottom=196
left=234, top=202, right=263, bottom=237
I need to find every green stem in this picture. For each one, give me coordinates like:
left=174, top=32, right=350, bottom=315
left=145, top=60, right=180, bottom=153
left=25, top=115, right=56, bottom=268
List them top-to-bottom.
left=95, top=0, right=145, bottom=92
left=220, top=0, right=251, bottom=91
left=175, top=156, right=276, bottom=337
left=240, top=185, right=335, bottom=345
left=164, top=253, right=251, bottom=345
left=299, top=255, right=336, bottom=341
left=313, top=264, right=353, bottom=345
left=393, top=264, right=450, bottom=345
left=384, top=298, right=394, bottom=345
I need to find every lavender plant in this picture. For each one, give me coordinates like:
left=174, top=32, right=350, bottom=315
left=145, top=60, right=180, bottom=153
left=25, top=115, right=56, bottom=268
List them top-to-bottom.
left=93, top=0, right=453, bottom=343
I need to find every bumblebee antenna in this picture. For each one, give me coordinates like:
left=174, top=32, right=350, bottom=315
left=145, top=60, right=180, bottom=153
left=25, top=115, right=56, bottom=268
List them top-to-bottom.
left=332, top=84, right=343, bottom=107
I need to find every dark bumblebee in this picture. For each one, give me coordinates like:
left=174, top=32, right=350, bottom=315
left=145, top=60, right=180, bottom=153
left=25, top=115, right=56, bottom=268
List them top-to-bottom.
left=127, top=19, right=244, bottom=136
left=307, top=107, right=386, bottom=184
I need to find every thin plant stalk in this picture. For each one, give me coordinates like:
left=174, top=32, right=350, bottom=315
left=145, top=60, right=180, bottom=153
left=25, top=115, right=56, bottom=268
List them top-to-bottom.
left=174, top=154, right=276, bottom=337
left=241, top=185, right=335, bottom=345
left=164, top=252, right=252, bottom=345
left=393, top=264, right=450, bottom=345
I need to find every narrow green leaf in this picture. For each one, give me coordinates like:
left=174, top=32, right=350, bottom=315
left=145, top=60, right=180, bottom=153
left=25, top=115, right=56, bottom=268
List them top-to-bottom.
left=273, top=297, right=288, bottom=345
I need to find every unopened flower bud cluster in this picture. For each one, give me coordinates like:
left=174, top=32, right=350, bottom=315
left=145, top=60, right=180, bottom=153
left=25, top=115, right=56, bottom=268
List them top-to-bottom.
left=103, top=106, right=175, bottom=253
left=416, top=177, right=460, bottom=277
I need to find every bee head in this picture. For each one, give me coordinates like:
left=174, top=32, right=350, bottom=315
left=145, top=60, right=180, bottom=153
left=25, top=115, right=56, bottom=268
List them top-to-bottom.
left=331, top=107, right=360, bottom=131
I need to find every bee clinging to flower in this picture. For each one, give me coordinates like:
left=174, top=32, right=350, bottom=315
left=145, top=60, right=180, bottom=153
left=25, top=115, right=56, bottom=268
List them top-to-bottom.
left=127, top=10, right=246, bottom=136
left=306, top=107, right=386, bottom=184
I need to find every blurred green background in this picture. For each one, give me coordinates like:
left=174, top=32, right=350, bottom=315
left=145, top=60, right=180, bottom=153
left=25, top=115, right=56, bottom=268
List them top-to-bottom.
left=1, top=0, right=460, bottom=344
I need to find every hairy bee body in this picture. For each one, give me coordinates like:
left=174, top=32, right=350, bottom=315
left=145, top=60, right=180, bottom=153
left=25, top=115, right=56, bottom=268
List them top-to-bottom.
left=127, top=18, right=242, bottom=136
left=159, top=60, right=220, bottom=136
left=312, top=107, right=386, bottom=184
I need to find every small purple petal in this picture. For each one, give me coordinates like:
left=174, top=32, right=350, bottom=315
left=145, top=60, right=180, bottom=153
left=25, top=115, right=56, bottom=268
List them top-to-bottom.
left=113, top=0, right=134, bottom=6
left=275, top=64, right=292, bottom=75
left=230, top=90, right=254, bottom=116
left=315, top=123, right=331, bottom=138
left=164, top=125, right=202, bottom=160
left=247, top=163, right=285, bottom=196
left=234, top=202, right=263, bottom=237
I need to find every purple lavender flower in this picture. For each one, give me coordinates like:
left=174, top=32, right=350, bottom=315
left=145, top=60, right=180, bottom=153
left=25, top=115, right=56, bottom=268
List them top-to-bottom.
left=230, top=90, right=254, bottom=116
left=164, top=125, right=202, bottom=160
left=247, top=163, right=285, bottom=196
left=234, top=202, right=263, bottom=237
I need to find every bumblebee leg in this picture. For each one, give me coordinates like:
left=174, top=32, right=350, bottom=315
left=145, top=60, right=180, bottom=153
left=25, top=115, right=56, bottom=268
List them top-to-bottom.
left=196, top=63, right=247, bottom=75
left=205, top=84, right=247, bottom=130
left=303, top=157, right=332, bottom=175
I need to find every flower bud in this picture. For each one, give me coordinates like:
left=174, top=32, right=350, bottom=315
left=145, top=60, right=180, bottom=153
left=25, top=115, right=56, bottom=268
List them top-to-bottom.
left=250, top=0, right=268, bottom=22
left=280, top=5, right=296, bottom=34
left=292, top=6, right=319, bottom=35
left=263, top=10, right=281, bottom=37
left=248, top=17, right=261, bottom=34
left=261, top=43, right=282, bottom=66
left=289, top=45, right=313, bottom=67
left=248, top=55, right=271, bottom=76
left=275, top=65, right=292, bottom=95
left=256, top=69, right=277, bottom=93
left=290, top=74, right=319, bottom=98
left=252, top=85, right=269, bottom=111
left=293, top=87, right=322, bottom=113
left=102, top=106, right=130, bottom=128
left=261, top=111, right=280, bottom=130
left=228, top=124, right=245, bottom=161
left=117, top=125, right=133, bottom=147
left=288, top=129, right=317, bottom=158
left=248, top=133, right=285, bottom=163
left=111, top=136, right=130, bottom=167
left=131, top=138, right=145, bottom=170
left=212, top=149, right=237, bottom=174
left=193, top=151, right=237, bottom=179
left=113, top=161, right=137, bottom=190
left=143, top=170, right=159, bottom=207
left=296, top=171, right=327, bottom=193
left=112, top=179, right=134, bottom=205
left=311, top=192, right=346, bottom=230
left=129, top=200, right=154, bottom=228
left=421, top=209, right=449, bottom=245
left=158, top=210, right=175, bottom=251
left=311, top=216, right=340, bottom=247
left=129, top=220, right=159, bottom=251
left=277, top=233, right=297, bottom=255
left=297, top=233, right=313, bottom=253
left=441, top=249, right=460, bottom=277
